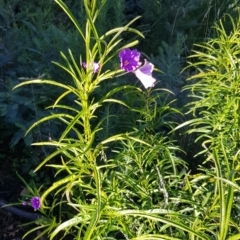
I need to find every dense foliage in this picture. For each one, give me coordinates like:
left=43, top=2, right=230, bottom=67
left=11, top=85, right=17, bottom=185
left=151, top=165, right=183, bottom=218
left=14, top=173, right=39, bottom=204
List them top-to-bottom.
left=1, top=0, right=240, bottom=239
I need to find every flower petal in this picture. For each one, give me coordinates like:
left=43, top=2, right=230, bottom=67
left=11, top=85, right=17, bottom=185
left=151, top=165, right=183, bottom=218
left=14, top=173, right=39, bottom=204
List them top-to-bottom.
left=119, top=48, right=141, bottom=72
left=134, top=60, right=156, bottom=89
left=82, top=62, right=100, bottom=73
left=82, top=62, right=87, bottom=69
left=92, top=62, right=100, bottom=73
left=31, top=196, right=41, bottom=210
left=22, top=201, right=28, bottom=206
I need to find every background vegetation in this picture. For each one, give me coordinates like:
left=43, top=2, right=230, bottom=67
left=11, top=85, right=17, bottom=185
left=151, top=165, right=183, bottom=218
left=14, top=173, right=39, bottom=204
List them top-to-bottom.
left=1, top=0, right=240, bottom=239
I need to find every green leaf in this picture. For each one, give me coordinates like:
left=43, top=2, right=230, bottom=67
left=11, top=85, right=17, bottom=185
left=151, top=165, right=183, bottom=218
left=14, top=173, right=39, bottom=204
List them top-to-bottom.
left=54, top=0, right=85, bottom=41
left=118, top=210, right=210, bottom=240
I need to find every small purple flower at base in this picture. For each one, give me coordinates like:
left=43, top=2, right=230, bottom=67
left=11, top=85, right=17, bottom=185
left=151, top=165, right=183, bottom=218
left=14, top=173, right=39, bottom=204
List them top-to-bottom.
left=119, top=48, right=141, bottom=72
left=134, top=59, right=156, bottom=89
left=82, top=62, right=100, bottom=73
left=31, top=196, right=41, bottom=210
left=22, top=201, right=28, bottom=206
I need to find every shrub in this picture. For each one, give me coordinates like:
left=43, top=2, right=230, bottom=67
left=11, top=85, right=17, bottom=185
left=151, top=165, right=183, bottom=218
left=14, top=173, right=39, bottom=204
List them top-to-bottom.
left=14, top=0, right=187, bottom=239
left=176, top=13, right=240, bottom=239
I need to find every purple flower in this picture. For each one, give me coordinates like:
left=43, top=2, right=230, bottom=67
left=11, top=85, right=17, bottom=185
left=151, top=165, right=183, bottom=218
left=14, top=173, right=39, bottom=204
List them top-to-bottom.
left=119, top=48, right=141, bottom=72
left=119, top=48, right=156, bottom=88
left=134, top=59, right=156, bottom=89
left=82, top=62, right=100, bottom=73
left=82, top=62, right=87, bottom=69
left=31, top=196, right=41, bottom=210
left=22, top=201, right=28, bottom=206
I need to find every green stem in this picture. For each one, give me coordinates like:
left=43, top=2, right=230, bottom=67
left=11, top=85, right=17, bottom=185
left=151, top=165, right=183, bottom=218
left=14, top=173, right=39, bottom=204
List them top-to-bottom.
left=84, top=166, right=101, bottom=240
